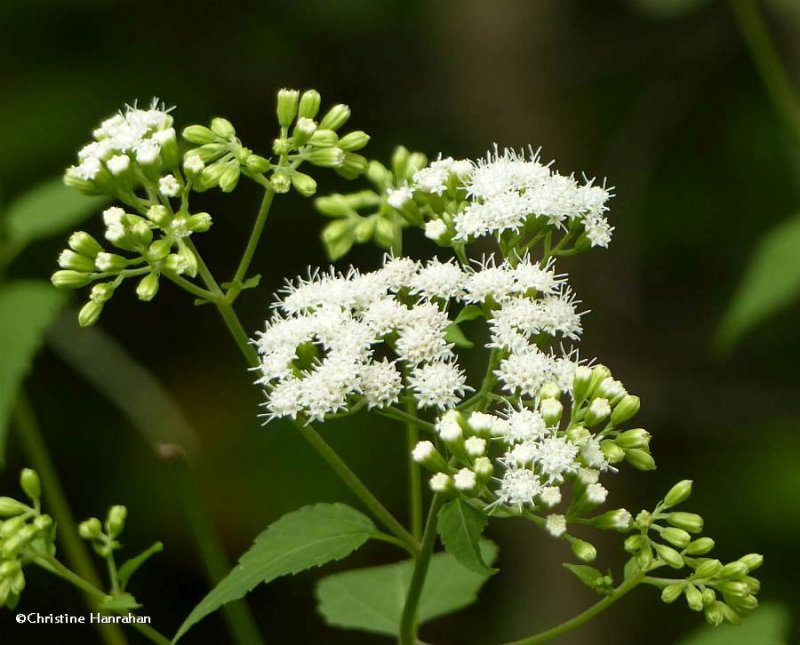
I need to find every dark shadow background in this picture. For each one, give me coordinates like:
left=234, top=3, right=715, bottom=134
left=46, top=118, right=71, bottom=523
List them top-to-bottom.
left=1, top=0, right=799, bottom=643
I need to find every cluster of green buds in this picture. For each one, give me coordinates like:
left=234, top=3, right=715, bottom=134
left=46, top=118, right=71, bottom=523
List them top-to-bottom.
left=314, top=146, right=428, bottom=259
left=0, top=469, right=55, bottom=609
left=619, top=480, right=762, bottom=625
left=79, top=505, right=127, bottom=559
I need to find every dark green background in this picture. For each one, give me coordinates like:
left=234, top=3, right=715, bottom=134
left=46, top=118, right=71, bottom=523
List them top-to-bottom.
left=1, top=0, right=799, bottom=642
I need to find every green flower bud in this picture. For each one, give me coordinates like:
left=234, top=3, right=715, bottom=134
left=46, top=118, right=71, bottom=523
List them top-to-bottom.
left=276, top=89, right=300, bottom=128
left=298, top=89, right=321, bottom=119
left=319, top=104, right=350, bottom=131
left=210, top=117, right=236, bottom=139
left=291, top=117, right=317, bottom=146
left=182, top=125, right=217, bottom=145
left=155, top=128, right=179, bottom=167
left=308, top=129, right=339, bottom=147
left=338, top=131, right=370, bottom=152
left=273, top=137, right=292, bottom=156
left=192, top=143, right=228, bottom=164
left=305, top=147, right=345, bottom=168
left=337, top=152, right=368, bottom=179
left=245, top=154, right=270, bottom=174
left=366, top=160, right=392, bottom=188
left=198, top=161, right=228, bottom=190
left=219, top=163, right=241, bottom=193
left=271, top=172, right=291, bottom=194
left=291, top=172, right=318, bottom=197
left=187, top=212, right=213, bottom=233
left=353, top=217, right=375, bottom=243
left=129, top=221, right=153, bottom=248
left=69, top=232, right=103, bottom=258
left=146, top=239, right=173, bottom=262
left=178, top=243, right=198, bottom=278
left=58, top=249, right=95, bottom=272
left=94, top=252, right=128, bottom=272
left=163, top=254, right=187, bottom=275
left=51, top=270, right=93, bottom=289
left=136, top=272, right=160, bottom=302
left=90, top=283, right=114, bottom=304
left=78, top=300, right=103, bottom=327
left=587, top=364, right=612, bottom=397
left=572, top=365, right=593, bottom=403
left=539, top=382, right=561, bottom=400
left=610, top=394, right=640, bottom=424
left=584, top=397, right=611, bottom=426
left=540, top=398, right=563, bottom=427
left=566, top=425, right=590, bottom=444
left=614, top=428, right=650, bottom=450
left=600, top=440, right=625, bottom=464
left=410, top=441, right=448, bottom=472
left=624, top=448, right=656, bottom=471
left=473, top=456, right=494, bottom=481
left=19, top=470, right=40, bottom=503
left=429, top=472, right=453, bottom=494
left=663, top=480, right=693, bottom=509
left=0, top=498, right=27, bottom=518
left=106, top=505, right=127, bottom=538
left=592, top=508, right=633, bottom=532
left=667, top=512, right=703, bottom=533
left=33, top=514, right=52, bottom=532
left=0, top=517, right=25, bottom=538
left=78, top=517, right=102, bottom=540
left=661, top=527, right=692, bottom=549
left=1, top=534, right=26, bottom=559
left=624, top=534, right=646, bottom=553
left=686, top=537, right=715, bottom=555
left=571, top=539, right=597, bottom=563
left=654, top=543, right=684, bottom=569
left=636, top=546, right=654, bottom=569
left=738, top=553, right=763, bottom=572
left=694, top=558, right=722, bottom=579
left=0, top=560, right=21, bottom=578
left=718, top=561, right=748, bottom=579
left=743, top=576, right=761, bottom=594
left=717, top=580, right=749, bottom=597
left=661, top=583, right=684, bottom=603
left=685, top=583, right=703, bottom=611
left=701, top=588, right=716, bottom=606
left=731, top=594, right=758, bottom=612
left=705, top=601, right=725, bottom=626
left=720, top=602, right=742, bottom=624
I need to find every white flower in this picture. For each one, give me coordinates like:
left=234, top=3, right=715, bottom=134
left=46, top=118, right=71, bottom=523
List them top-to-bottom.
left=106, top=154, right=130, bottom=175
left=184, top=155, right=205, bottom=174
left=159, top=174, right=180, bottom=197
left=386, top=185, right=413, bottom=209
left=585, top=215, right=613, bottom=248
left=424, top=219, right=448, bottom=241
left=94, top=252, right=116, bottom=272
left=409, top=258, right=464, bottom=301
left=495, top=347, right=557, bottom=398
left=359, top=359, right=402, bottom=409
left=408, top=361, right=470, bottom=410
left=502, top=408, right=548, bottom=443
left=436, top=410, right=463, bottom=441
left=465, top=436, right=487, bottom=457
left=536, top=437, right=579, bottom=483
left=412, top=441, right=436, bottom=463
left=454, top=468, right=477, bottom=491
left=496, top=468, right=541, bottom=510
left=430, top=473, right=451, bottom=492
left=586, top=482, right=608, bottom=504
left=540, top=486, right=562, bottom=507
left=545, top=514, right=567, bottom=537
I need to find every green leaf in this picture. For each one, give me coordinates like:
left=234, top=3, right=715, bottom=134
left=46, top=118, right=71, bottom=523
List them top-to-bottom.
left=4, top=178, right=108, bottom=246
left=716, top=213, right=800, bottom=351
left=220, top=274, right=261, bottom=291
left=0, top=281, right=65, bottom=467
left=454, top=305, right=485, bottom=325
left=444, top=323, right=474, bottom=349
left=437, top=499, right=494, bottom=575
left=174, top=503, right=375, bottom=641
left=316, top=540, right=498, bottom=636
left=117, top=542, right=163, bottom=591
left=99, top=592, right=142, bottom=612
left=678, top=602, right=790, bottom=645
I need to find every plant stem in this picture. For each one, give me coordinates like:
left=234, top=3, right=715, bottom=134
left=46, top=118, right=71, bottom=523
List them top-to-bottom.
left=730, top=0, right=800, bottom=145
left=228, top=186, right=275, bottom=301
left=163, top=271, right=215, bottom=301
left=458, top=348, right=499, bottom=411
left=14, top=392, right=128, bottom=645
left=406, top=400, right=423, bottom=540
left=377, top=407, right=435, bottom=433
left=294, top=421, right=420, bottom=554
left=166, top=457, right=266, bottom=645
left=399, top=494, right=443, bottom=645
left=34, top=554, right=172, bottom=645
left=498, top=572, right=646, bottom=644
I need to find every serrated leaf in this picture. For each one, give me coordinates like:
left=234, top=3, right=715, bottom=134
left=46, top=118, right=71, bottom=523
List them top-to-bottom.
left=4, top=178, right=108, bottom=246
left=716, top=213, right=800, bottom=351
left=221, top=274, right=261, bottom=291
left=0, top=281, right=65, bottom=467
left=454, top=305, right=485, bottom=325
left=444, top=323, right=474, bottom=349
left=437, top=499, right=494, bottom=575
left=174, top=503, right=375, bottom=641
left=315, top=540, right=498, bottom=636
left=117, top=542, right=163, bottom=590
left=563, top=563, right=603, bottom=588
left=100, top=592, right=142, bottom=611
left=677, top=602, right=790, bottom=645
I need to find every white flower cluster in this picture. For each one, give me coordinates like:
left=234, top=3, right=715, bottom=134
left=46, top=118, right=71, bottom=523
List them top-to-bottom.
left=66, top=99, right=175, bottom=182
left=412, top=147, right=613, bottom=246
left=254, top=254, right=582, bottom=422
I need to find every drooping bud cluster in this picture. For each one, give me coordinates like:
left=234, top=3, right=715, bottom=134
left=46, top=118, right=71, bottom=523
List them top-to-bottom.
left=0, top=470, right=55, bottom=609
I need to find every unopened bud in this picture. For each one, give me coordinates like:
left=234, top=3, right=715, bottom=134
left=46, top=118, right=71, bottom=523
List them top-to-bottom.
left=277, top=89, right=300, bottom=128
left=298, top=89, right=321, bottom=119
left=319, top=104, right=350, bottom=131
left=210, top=117, right=236, bottom=139
left=182, top=125, right=217, bottom=145
left=308, top=129, right=339, bottom=147
left=338, top=131, right=370, bottom=152
left=245, top=154, right=270, bottom=174
left=219, top=164, right=241, bottom=193
left=291, top=172, right=318, bottom=197
left=187, top=212, right=213, bottom=233
left=68, top=232, right=103, bottom=258
left=58, top=249, right=95, bottom=272
left=51, top=270, right=93, bottom=289
left=136, top=273, right=160, bottom=302
left=90, top=283, right=114, bottom=304
left=78, top=300, right=104, bottom=327
left=572, top=365, right=593, bottom=403
left=539, top=382, right=561, bottom=400
left=611, top=395, right=640, bottom=424
left=540, top=398, right=563, bottom=426
left=584, top=398, right=611, bottom=426
left=614, top=428, right=650, bottom=450
left=600, top=440, right=625, bottom=464
left=411, top=441, right=447, bottom=472
left=624, top=448, right=656, bottom=471
left=473, top=456, right=494, bottom=481
left=453, top=468, right=477, bottom=493
left=20, top=469, right=40, bottom=503
left=429, top=473, right=453, bottom=494
left=0, top=498, right=27, bottom=518
left=106, top=505, right=127, bottom=538
left=592, top=508, right=632, bottom=532
left=667, top=512, right=703, bottom=534
left=78, top=518, right=103, bottom=540
left=661, top=527, right=691, bottom=548
left=686, top=537, right=715, bottom=555
left=571, top=539, right=597, bottom=563
left=654, top=543, right=684, bottom=569
left=738, top=553, right=763, bottom=572
left=694, top=559, right=722, bottom=579
left=718, top=561, right=748, bottom=579
left=661, top=583, right=684, bottom=604
left=685, top=583, right=703, bottom=611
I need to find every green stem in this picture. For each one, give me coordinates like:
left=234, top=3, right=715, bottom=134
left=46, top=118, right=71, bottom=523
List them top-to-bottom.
left=730, top=0, right=800, bottom=144
left=228, top=186, right=276, bottom=301
left=163, top=271, right=215, bottom=302
left=458, top=348, right=500, bottom=411
left=14, top=392, right=128, bottom=645
left=406, top=400, right=423, bottom=540
left=378, top=407, right=435, bottom=433
left=294, top=421, right=420, bottom=554
left=166, top=457, right=265, bottom=645
left=399, top=494, right=443, bottom=645
left=33, top=554, right=172, bottom=645
left=498, top=572, right=646, bottom=644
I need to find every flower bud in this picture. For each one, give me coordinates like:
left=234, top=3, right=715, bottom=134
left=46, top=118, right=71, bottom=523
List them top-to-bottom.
left=277, top=89, right=300, bottom=128
left=298, top=89, right=321, bottom=119
left=319, top=104, right=350, bottom=131
left=210, top=117, right=236, bottom=139
left=292, top=118, right=318, bottom=147
left=182, top=125, right=217, bottom=144
left=154, top=128, right=179, bottom=167
left=308, top=129, right=339, bottom=147
left=338, top=131, right=370, bottom=152
left=305, top=148, right=345, bottom=168
left=337, top=153, right=368, bottom=179
left=245, top=154, right=270, bottom=174
left=198, top=161, right=227, bottom=190
left=219, top=164, right=241, bottom=193
left=271, top=172, right=291, bottom=193
left=291, top=172, right=318, bottom=197
left=187, top=212, right=213, bottom=233
left=353, top=217, right=375, bottom=243
left=129, top=221, right=153, bottom=248
left=68, top=232, right=103, bottom=258
left=58, top=249, right=95, bottom=272
left=94, top=252, right=128, bottom=272
left=51, top=270, right=93, bottom=289
left=136, top=273, right=160, bottom=302
left=90, top=283, right=114, bottom=304
left=78, top=300, right=104, bottom=327
left=587, top=364, right=612, bottom=397
left=572, top=365, right=593, bottom=403
left=539, top=382, right=561, bottom=400
left=611, top=395, right=640, bottom=424
left=540, top=398, right=563, bottom=427
left=584, top=398, right=611, bottom=426
left=567, top=426, right=590, bottom=444
left=614, top=428, right=650, bottom=450
left=464, top=436, right=486, bottom=458
left=600, top=440, right=625, bottom=464
left=411, top=441, right=447, bottom=472
left=624, top=448, right=656, bottom=471
left=473, top=456, right=494, bottom=481
left=453, top=468, right=477, bottom=494
left=20, top=470, right=40, bottom=503
left=429, top=473, right=453, bottom=494
left=662, top=479, right=693, bottom=509
left=0, top=498, right=27, bottom=518
left=106, top=505, right=127, bottom=538
left=592, top=508, right=632, bottom=532
left=666, top=512, right=703, bottom=533
left=33, top=514, right=52, bottom=532
left=0, top=517, right=25, bottom=539
left=78, top=517, right=102, bottom=540
left=661, top=527, right=691, bottom=548
left=686, top=537, right=715, bottom=555
left=570, top=539, right=597, bottom=563
left=654, top=543, right=684, bottom=569
left=738, top=553, right=763, bottom=572
left=694, top=559, right=722, bottom=579
left=718, top=561, right=748, bottom=579
left=743, top=575, right=760, bottom=593
left=717, top=580, right=749, bottom=597
left=661, top=583, right=684, bottom=604
left=685, top=583, right=703, bottom=611
left=731, top=594, right=758, bottom=612
left=704, top=601, right=725, bottom=626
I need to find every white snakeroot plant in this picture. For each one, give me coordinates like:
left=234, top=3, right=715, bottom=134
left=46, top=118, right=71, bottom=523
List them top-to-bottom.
left=0, top=89, right=760, bottom=644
